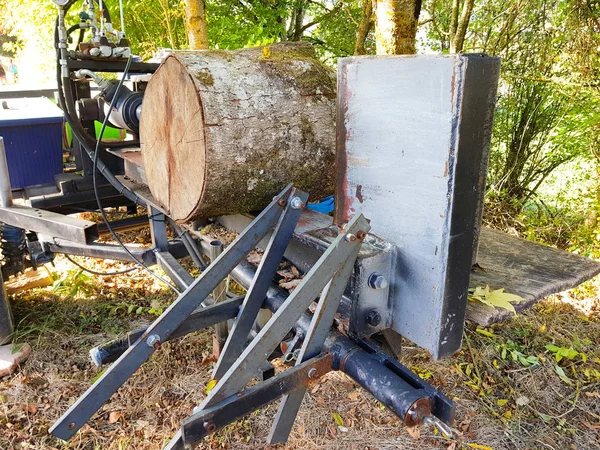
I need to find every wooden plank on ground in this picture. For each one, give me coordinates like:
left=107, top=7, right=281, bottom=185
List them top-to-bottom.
left=467, top=227, right=600, bottom=325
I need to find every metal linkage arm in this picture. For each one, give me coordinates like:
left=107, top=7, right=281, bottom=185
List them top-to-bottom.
left=49, top=184, right=295, bottom=441
left=212, top=188, right=308, bottom=379
left=169, top=214, right=370, bottom=449
left=268, top=237, right=361, bottom=443
left=89, top=296, right=245, bottom=366
left=182, top=353, right=333, bottom=445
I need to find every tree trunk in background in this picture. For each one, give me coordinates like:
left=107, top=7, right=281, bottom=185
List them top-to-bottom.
left=184, top=0, right=209, bottom=49
left=354, top=0, right=374, bottom=55
left=373, top=0, right=422, bottom=55
left=450, top=0, right=474, bottom=53
left=287, top=1, right=307, bottom=41
left=140, top=43, right=336, bottom=222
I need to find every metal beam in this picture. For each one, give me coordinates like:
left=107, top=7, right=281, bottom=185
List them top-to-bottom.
left=0, top=205, right=98, bottom=244
left=268, top=241, right=361, bottom=443
left=156, top=251, right=194, bottom=291
left=90, top=296, right=244, bottom=366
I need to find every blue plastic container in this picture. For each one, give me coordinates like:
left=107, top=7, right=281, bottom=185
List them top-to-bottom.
left=0, top=97, right=64, bottom=189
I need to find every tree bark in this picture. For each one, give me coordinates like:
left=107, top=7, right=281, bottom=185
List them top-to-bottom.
left=184, top=0, right=209, bottom=50
left=354, top=0, right=374, bottom=55
left=373, top=0, right=422, bottom=55
left=450, top=0, right=474, bottom=53
left=140, top=43, right=336, bottom=222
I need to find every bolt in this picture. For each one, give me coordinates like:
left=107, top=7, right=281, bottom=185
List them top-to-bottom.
left=290, top=196, right=305, bottom=210
left=277, top=198, right=286, bottom=207
left=356, top=230, right=367, bottom=240
left=345, top=233, right=357, bottom=242
left=368, top=273, right=388, bottom=290
left=365, top=310, right=382, bottom=327
left=146, top=334, right=161, bottom=349
left=308, top=368, right=319, bottom=379
left=204, top=420, right=217, bottom=433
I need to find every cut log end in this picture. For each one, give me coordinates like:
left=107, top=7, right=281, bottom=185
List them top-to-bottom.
left=140, top=43, right=336, bottom=223
left=140, top=56, right=207, bottom=222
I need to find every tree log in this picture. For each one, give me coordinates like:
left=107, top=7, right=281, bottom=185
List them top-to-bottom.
left=140, top=42, right=336, bottom=223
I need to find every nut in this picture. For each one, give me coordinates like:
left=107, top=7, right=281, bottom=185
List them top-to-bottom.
left=290, top=196, right=305, bottom=210
left=277, top=198, right=287, bottom=207
left=356, top=230, right=367, bottom=240
left=345, top=233, right=357, bottom=242
left=368, top=273, right=388, bottom=290
left=365, top=310, right=382, bottom=327
left=146, top=334, right=161, bottom=349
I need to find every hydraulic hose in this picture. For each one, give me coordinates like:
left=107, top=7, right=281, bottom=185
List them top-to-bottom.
left=54, top=4, right=146, bottom=207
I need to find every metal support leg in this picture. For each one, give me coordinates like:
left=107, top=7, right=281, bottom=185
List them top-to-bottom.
left=0, top=137, right=13, bottom=208
left=49, top=185, right=294, bottom=440
left=212, top=188, right=308, bottom=379
left=149, top=206, right=169, bottom=252
left=169, top=214, right=370, bottom=449
left=168, top=218, right=207, bottom=271
left=209, top=240, right=228, bottom=355
left=268, top=242, right=361, bottom=443
left=90, top=297, right=244, bottom=366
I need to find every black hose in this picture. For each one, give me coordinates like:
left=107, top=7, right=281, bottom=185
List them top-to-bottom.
left=54, top=17, right=146, bottom=207
left=93, top=56, right=179, bottom=293
left=63, top=253, right=136, bottom=275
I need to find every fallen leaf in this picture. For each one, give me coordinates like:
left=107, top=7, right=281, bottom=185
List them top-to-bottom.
left=247, top=252, right=263, bottom=265
left=280, top=279, right=302, bottom=291
left=468, top=285, right=525, bottom=313
left=476, top=328, right=495, bottom=338
left=204, top=379, right=217, bottom=394
left=348, top=391, right=359, bottom=400
left=584, top=392, right=600, bottom=398
left=515, top=396, right=530, bottom=406
left=23, top=404, right=38, bottom=414
left=108, top=411, right=122, bottom=424
left=332, top=411, right=344, bottom=427
left=338, top=426, right=349, bottom=433
left=406, top=426, right=421, bottom=440
left=467, top=444, right=494, bottom=450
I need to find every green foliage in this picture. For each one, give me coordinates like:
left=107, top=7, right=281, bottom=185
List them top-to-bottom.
left=426, top=0, right=600, bottom=214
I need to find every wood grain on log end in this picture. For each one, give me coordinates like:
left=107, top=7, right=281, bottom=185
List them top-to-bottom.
left=140, top=43, right=336, bottom=223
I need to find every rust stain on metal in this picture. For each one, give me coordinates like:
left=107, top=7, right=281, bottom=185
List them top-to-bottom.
left=334, top=59, right=351, bottom=226
left=443, top=160, right=448, bottom=177
left=356, top=184, right=364, bottom=203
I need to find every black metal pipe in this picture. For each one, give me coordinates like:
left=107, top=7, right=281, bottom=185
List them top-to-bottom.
left=230, top=261, right=455, bottom=427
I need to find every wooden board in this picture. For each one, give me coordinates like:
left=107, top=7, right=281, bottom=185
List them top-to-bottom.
left=467, top=227, right=600, bottom=325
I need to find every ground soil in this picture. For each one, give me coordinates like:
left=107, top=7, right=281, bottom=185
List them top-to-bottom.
left=0, top=217, right=599, bottom=450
